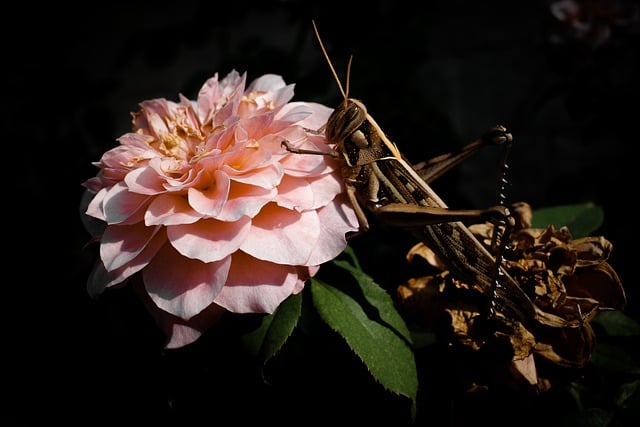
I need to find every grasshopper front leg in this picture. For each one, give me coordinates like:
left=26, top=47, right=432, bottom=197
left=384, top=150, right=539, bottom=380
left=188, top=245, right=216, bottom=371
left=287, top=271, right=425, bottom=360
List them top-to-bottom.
left=281, top=139, right=372, bottom=232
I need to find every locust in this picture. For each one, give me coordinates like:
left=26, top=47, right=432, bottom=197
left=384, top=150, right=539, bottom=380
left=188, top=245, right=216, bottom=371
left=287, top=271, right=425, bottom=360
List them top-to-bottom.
left=282, top=21, right=538, bottom=328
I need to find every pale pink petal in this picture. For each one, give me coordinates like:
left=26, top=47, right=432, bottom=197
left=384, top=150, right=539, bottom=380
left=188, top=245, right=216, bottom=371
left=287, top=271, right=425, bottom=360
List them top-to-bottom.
left=218, top=70, right=246, bottom=100
left=209, top=71, right=245, bottom=126
left=196, top=73, right=221, bottom=125
left=246, top=73, right=287, bottom=93
left=276, top=101, right=332, bottom=129
left=138, top=103, right=172, bottom=137
left=274, top=103, right=312, bottom=124
left=237, top=113, right=275, bottom=140
left=115, top=132, right=157, bottom=152
left=279, top=134, right=337, bottom=177
left=96, top=135, right=157, bottom=182
left=221, top=146, right=273, bottom=175
left=222, top=165, right=282, bottom=191
left=124, top=166, right=166, bottom=195
left=162, top=166, right=204, bottom=192
left=187, top=170, right=230, bottom=217
left=276, top=173, right=344, bottom=211
left=306, top=173, right=344, bottom=209
left=275, top=175, right=315, bottom=211
left=102, top=182, right=151, bottom=224
left=216, top=183, right=276, bottom=221
left=85, top=187, right=109, bottom=221
left=80, top=189, right=107, bottom=237
left=145, top=193, right=202, bottom=226
left=306, top=193, right=359, bottom=265
left=241, top=204, right=319, bottom=265
left=167, top=217, right=251, bottom=263
left=100, top=224, right=164, bottom=271
left=88, top=231, right=167, bottom=297
left=143, top=244, right=232, bottom=320
left=214, top=251, right=301, bottom=313
left=305, top=265, right=320, bottom=280
left=134, top=281, right=227, bottom=349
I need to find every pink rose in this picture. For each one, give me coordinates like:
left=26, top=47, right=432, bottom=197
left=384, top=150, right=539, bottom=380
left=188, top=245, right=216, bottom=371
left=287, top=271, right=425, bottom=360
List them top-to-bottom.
left=81, top=70, right=358, bottom=348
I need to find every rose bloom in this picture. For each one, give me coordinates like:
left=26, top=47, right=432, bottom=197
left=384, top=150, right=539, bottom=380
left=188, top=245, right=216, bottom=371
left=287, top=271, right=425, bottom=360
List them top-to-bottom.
left=81, top=70, right=358, bottom=348
left=396, top=202, right=625, bottom=393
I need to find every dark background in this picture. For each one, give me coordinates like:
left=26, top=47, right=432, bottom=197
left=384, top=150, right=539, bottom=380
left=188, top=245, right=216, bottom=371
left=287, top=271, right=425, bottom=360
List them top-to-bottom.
left=5, top=0, right=638, bottom=424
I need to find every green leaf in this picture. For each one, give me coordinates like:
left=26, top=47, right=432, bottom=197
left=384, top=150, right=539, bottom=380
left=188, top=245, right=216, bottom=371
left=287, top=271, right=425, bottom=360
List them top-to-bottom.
left=532, top=202, right=604, bottom=238
left=332, top=246, right=413, bottom=343
left=311, top=276, right=418, bottom=419
left=241, top=292, right=302, bottom=364
left=593, top=310, right=640, bottom=337
left=408, top=325, right=437, bottom=349
left=590, top=343, right=640, bottom=375
left=615, top=379, right=640, bottom=409
left=562, top=408, right=614, bottom=427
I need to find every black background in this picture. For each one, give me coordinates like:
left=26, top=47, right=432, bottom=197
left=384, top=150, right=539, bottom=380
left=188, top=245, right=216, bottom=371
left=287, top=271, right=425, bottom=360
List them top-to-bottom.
left=5, top=0, right=638, bottom=424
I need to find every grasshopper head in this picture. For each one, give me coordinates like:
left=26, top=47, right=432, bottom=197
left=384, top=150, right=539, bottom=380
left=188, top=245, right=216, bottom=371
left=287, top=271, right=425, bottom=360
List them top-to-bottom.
left=325, top=98, right=368, bottom=146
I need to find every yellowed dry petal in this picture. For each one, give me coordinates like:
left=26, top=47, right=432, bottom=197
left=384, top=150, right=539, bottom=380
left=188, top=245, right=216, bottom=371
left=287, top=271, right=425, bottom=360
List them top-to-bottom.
left=510, top=201, right=533, bottom=229
left=468, top=223, right=494, bottom=247
left=536, top=225, right=573, bottom=246
left=570, top=236, right=613, bottom=267
left=405, top=242, right=446, bottom=270
left=548, top=246, right=577, bottom=275
left=533, top=273, right=567, bottom=311
left=534, top=306, right=581, bottom=328
left=446, top=308, right=477, bottom=336
left=504, top=322, right=537, bottom=359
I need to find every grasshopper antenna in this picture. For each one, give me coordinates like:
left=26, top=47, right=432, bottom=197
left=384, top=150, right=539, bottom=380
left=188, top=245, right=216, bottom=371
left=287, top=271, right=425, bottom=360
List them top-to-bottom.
left=312, top=20, right=352, bottom=104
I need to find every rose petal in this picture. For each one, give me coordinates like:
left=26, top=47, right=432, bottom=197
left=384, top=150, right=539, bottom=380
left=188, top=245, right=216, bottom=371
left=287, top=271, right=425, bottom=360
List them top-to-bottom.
left=187, top=170, right=231, bottom=217
left=102, top=182, right=151, bottom=225
left=215, top=183, right=277, bottom=221
left=145, top=193, right=202, bottom=226
left=306, top=194, right=359, bottom=265
left=241, top=204, right=319, bottom=265
left=167, top=217, right=251, bottom=263
left=101, top=224, right=164, bottom=271
left=88, top=230, right=167, bottom=297
left=143, top=243, right=232, bottom=320
left=214, top=251, right=301, bottom=313
left=133, top=278, right=227, bottom=349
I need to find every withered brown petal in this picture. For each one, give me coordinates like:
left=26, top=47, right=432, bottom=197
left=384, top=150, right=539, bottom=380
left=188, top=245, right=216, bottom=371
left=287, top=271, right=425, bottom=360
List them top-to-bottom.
left=510, top=201, right=533, bottom=230
left=537, top=225, right=573, bottom=245
left=570, top=236, right=613, bottom=267
left=405, top=242, right=446, bottom=270
left=548, top=246, right=577, bottom=275
left=563, top=262, right=626, bottom=310
left=396, top=275, right=444, bottom=328
left=554, top=296, right=601, bottom=322
left=534, top=306, right=582, bottom=328
left=534, top=321, right=596, bottom=368
left=503, top=322, right=537, bottom=359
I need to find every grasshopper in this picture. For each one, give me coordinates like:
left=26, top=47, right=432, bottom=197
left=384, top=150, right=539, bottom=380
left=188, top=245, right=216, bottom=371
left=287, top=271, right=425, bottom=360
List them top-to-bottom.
left=283, top=21, right=538, bottom=327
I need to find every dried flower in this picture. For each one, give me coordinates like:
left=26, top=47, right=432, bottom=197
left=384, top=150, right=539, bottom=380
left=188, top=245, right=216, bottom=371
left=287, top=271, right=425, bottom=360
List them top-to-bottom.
left=81, top=70, right=358, bottom=348
left=396, top=202, right=625, bottom=392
